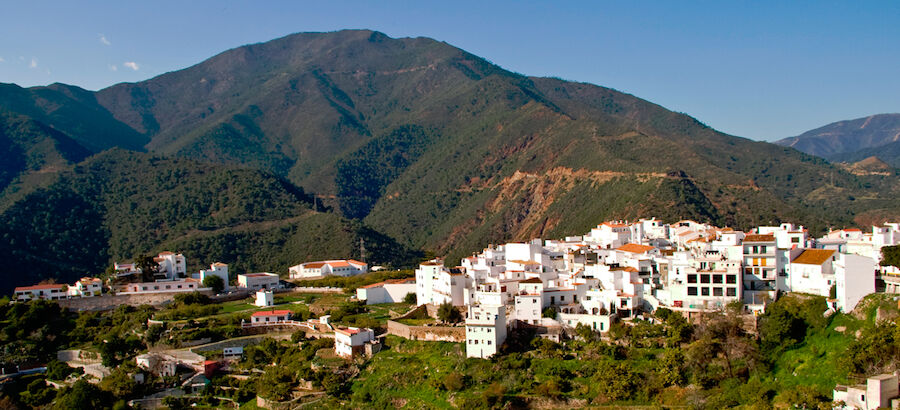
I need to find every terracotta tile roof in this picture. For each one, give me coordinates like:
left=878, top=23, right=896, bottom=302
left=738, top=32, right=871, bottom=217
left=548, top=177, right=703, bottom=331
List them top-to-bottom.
left=602, top=222, right=629, bottom=228
left=843, top=228, right=862, bottom=232
left=744, top=234, right=775, bottom=243
left=616, top=243, right=655, bottom=253
left=792, top=249, right=836, bottom=265
left=347, top=260, right=366, bottom=266
left=508, top=260, right=540, bottom=265
left=327, top=261, right=351, bottom=268
left=420, top=261, right=442, bottom=266
left=212, top=262, right=228, bottom=267
left=302, top=262, right=327, bottom=269
left=624, top=267, right=639, bottom=272
left=242, top=273, right=277, bottom=278
left=520, top=278, right=543, bottom=284
left=15, top=284, right=66, bottom=291
left=251, top=310, right=292, bottom=317
left=335, top=327, right=361, bottom=335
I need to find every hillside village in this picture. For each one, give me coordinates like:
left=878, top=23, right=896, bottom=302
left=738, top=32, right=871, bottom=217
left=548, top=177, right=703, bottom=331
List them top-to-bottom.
left=5, top=217, right=900, bottom=408
left=411, top=218, right=899, bottom=359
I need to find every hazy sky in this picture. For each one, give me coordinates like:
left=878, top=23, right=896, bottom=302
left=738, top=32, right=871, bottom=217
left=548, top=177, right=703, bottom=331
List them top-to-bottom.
left=1, top=1, right=898, bottom=141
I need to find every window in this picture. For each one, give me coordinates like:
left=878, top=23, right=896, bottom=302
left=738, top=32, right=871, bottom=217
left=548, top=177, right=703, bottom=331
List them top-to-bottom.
left=687, top=274, right=697, bottom=284
left=700, top=274, right=710, bottom=284
left=713, top=275, right=723, bottom=284
left=726, top=275, right=737, bottom=284
left=688, top=287, right=698, bottom=296
left=701, top=287, right=710, bottom=296
left=713, top=287, right=723, bottom=296
left=726, top=288, right=737, bottom=297
left=560, top=296, right=565, bottom=301
left=487, top=328, right=491, bottom=333
left=487, top=341, right=492, bottom=345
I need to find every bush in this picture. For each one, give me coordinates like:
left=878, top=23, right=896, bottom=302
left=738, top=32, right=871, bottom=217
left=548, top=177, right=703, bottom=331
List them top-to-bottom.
left=403, top=292, right=417, bottom=305
left=437, top=302, right=462, bottom=323
left=443, top=372, right=465, bottom=391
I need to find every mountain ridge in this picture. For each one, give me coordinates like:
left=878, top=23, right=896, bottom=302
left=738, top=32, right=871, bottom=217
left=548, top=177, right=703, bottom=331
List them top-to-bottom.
left=2, top=29, right=899, bottom=270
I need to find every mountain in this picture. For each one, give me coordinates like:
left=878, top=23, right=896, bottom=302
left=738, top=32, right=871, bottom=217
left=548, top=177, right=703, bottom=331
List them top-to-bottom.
left=3, top=29, right=900, bottom=267
left=0, top=83, right=148, bottom=152
left=775, top=114, right=900, bottom=160
left=831, top=141, right=900, bottom=168
left=0, top=149, right=419, bottom=294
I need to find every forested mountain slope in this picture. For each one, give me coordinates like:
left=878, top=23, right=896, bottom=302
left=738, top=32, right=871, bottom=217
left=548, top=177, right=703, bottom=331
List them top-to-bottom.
left=2, top=30, right=899, bottom=265
left=0, top=149, right=419, bottom=293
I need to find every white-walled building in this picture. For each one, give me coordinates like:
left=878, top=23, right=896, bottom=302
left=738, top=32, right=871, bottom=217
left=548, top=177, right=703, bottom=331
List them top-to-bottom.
left=155, top=252, right=187, bottom=279
left=833, top=253, right=876, bottom=312
left=289, top=260, right=368, bottom=279
left=199, top=262, right=229, bottom=291
left=237, top=273, right=280, bottom=290
left=69, top=277, right=103, bottom=297
left=356, top=278, right=416, bottom=304
left=117, top=279, right=203, bottom=294
left=13, top=284, right=69, bottom=302
left=255, top=290, right=274, bottom=307
left=465, top=304, right=507, bottom=359
left=250, top=310, right=291, bottom=324
left=334, top=327, right=377, bottom=358
left=834, top=374, right=899, bottom=410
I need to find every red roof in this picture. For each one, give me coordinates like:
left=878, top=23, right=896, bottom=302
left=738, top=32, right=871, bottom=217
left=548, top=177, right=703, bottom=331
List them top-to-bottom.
left=744, top=234, right=775, bottom=242
left=616, top=243, right=655, bottom=254
left=243, top=273, right=276, bottom=277
left=15, top=284, right=66, bottom=291
left=251, top=310, right=292, bottom=317
left=336, top=327, right=360, bottom=334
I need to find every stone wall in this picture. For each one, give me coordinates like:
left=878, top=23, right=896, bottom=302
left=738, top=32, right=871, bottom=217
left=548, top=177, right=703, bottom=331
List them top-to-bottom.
left=56, top=290, right=215, bottom=311
left=386, top=320, right=465, bottom=342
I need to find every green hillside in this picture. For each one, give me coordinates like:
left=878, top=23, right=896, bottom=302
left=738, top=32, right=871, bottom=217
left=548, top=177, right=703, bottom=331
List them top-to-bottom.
left=0, top=149, right=420, bottom=293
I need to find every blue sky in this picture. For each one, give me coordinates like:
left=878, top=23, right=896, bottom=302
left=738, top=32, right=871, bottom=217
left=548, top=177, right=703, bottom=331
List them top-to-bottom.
left=1, top=1, right=898, bottom=141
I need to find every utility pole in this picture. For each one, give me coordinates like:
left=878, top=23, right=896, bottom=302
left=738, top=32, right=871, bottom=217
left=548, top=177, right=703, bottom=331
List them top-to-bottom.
left=359, top=237, right=367, bottom=263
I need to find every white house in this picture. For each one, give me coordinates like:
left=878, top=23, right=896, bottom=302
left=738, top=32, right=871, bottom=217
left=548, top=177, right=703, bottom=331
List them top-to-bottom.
left=788, top=249, right=836, bottom=297
left=154, top=252, right=187, bottom=279
left=833, top=253, right=876, bottom=312
left=289, top=260, right=367, bottom=279
left=199, top=262, right=229, bottom=291
left=237, top=273, right=280, bottom=290
left=69, top=277, right=103, bottom=297
left=356, top=278, right=416, bottom=304
left=117, top=279, right=204, bottom=294
left=13, top=284, right=69, bottom=302
left=255, top=290, right=274, bottom=307
left=466, top=304, right=507, bottom=359
left=250, top=310, right=292, bottom=324
left=334, top=327, right=377, bottom=358
left=136, top=353, right=177, bottom=377
left=834, top=373, right=899, bottom=410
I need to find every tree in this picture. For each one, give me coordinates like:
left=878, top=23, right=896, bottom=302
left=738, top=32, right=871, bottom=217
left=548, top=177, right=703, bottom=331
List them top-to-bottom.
left=882, top=245, right=900, bottom=268
left=134, top=254, right=159, bottom=282
left=202, top=275, right=225, bottom=293
left=402, top=292, right=417, bottom=305
left=437, top=302, right=462, bottom=323
left=542, top=307, right=557, bottom=319
left=46, top=359, right=82, bottom=381
left=100, top=367, right=139, bottom=398
left=52, top=379, right=111, bottom=409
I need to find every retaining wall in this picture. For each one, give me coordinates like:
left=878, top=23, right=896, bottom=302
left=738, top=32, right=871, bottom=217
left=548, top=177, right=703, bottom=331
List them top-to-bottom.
left=56, top=290, right=215, bottom=311
left=386, top=320, right=465, bottom=342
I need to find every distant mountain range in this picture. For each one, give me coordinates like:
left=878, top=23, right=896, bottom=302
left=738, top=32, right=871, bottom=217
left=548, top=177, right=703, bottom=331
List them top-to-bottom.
left=1, top=29, right=899, bottom=289
left=776, top=113, right=900, bottom=167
